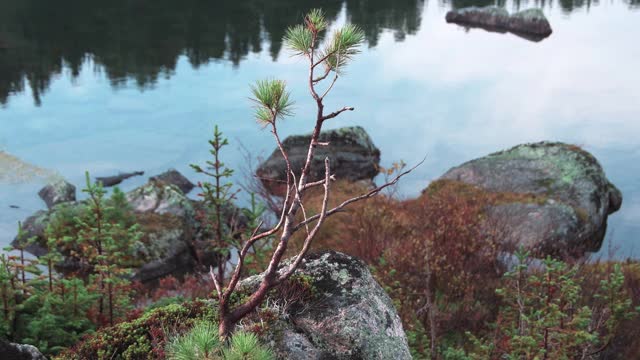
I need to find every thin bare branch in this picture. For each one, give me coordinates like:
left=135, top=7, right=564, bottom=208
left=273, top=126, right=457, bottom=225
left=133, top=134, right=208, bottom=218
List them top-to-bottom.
left=313, top=67, right=331, bottom=83
left=321, top=106, right=354, bottom=122
left=292, top=156, right=426, bottom=232
left=278, top=157, right=331, bottom=282
left=301, top=175, right=336, bottom=191
left=210, top=266, right=223, bottom=299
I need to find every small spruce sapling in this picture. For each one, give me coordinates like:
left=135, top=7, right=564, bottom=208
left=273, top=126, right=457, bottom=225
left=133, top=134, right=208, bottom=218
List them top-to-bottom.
left=191, top=125, right=241, bottom=284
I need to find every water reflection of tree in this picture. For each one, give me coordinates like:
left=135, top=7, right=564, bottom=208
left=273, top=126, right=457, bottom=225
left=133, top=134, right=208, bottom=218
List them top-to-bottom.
left=0, top=0, right=623, bottom=106
left=345, top=0, right=424, bottom=45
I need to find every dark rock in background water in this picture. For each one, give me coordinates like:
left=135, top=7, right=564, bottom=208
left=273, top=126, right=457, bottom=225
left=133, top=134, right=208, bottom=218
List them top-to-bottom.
left=446, top=6, right=552, bottom=40
left=256, top=126, right=381, bottom=196
left=437, top=141, right=621, bottom=257
left=149, top=168, right=195, bottom=194
left=95, top=171, right=144, bottom=187
left=37, top=178, right=76, bottom=209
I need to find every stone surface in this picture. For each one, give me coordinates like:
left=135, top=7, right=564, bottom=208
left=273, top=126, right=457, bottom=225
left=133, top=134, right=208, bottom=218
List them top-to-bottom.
left=446, top=6, right=552, bottom=39
left=256, top=126, right=381, bottom=196
left=437, top=141, right=622, bottom=256
left=149, top=169, right=195, bottom=194
left=38, top=178, right=76, bottom=209
left=126, top=180, right=195, bottom=218
left=241, top=251, right=412, bottom=360
left=0, top=339, right=46, bottom=360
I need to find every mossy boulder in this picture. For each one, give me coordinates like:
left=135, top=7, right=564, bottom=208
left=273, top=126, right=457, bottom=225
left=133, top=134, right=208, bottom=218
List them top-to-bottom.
left=446, top=6, right=552, bottom=39
left=256, top=126, right=381, bottom=196
left=435, top=141, right=622, bottom=257
left=38, top=178, right=76, bottom=209
left=62, top=251, right=410, bottom=360
left=241, top=251, right=411, bottom=359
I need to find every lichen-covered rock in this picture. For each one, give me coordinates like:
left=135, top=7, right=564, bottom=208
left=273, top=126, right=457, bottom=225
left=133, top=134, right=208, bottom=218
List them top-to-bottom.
left=446, top=6, right=552, bottom=39
left=256, top=126, right=381, bottom=196
left=437, top=141, right=622, bottom=256
left=149, top=169, right=195, bottom=194
left=37, top=178, right=76, bottom=209
left=126, top=180, right=195, bottom=218
left=241, top=251, right=412, bottom=359
left=0, top=339, right=46, bottom=360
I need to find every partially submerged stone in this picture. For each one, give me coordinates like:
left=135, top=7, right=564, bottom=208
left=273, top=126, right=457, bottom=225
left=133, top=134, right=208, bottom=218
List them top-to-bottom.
left=446, top=6, right=552, bottom=40
left=256, top=126, right=381, bottom=196
left=435, top=141, right=621, bottom=256
left=149, top=168, right=195, bottom=194
left=38, top=178, right=76, bottom=209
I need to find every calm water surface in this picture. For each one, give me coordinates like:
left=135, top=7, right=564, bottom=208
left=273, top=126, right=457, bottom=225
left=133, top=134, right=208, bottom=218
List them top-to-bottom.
left=1, top=0, right=639, bottom=257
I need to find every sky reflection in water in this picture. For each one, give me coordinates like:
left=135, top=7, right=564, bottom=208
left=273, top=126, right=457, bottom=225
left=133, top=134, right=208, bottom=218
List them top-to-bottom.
left=1, top=0, right=639, bottom=257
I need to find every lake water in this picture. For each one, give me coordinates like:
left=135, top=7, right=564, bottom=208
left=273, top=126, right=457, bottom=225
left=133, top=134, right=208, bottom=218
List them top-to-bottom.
left=1, top=0, right=639, bottom=258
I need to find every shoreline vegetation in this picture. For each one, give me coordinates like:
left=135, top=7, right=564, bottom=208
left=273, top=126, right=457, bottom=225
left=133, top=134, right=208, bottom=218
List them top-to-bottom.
left=3, top=133, right=638, bottom=359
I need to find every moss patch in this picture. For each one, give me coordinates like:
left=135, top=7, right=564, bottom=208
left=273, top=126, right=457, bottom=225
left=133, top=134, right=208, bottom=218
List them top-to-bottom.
left=57, top=300, right=218, bottom=360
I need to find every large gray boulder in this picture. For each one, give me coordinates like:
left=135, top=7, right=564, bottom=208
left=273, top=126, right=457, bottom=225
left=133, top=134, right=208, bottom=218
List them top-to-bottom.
left=446, top=6, right=552, bottom=39
left=256, top=126, right=381, bottom=196
left=437, top=141, right=622, bottom=257
left=37, top=178, right=76, bottom=209
left=240, top=251, right=412, bottom=359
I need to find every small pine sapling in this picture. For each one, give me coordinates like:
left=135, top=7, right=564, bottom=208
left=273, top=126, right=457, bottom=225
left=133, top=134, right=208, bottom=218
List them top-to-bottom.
left=209, top=9, right=419, bottom=339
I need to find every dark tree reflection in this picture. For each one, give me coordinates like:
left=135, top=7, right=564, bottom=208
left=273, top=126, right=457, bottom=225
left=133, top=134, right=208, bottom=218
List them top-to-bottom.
left=0, top=0, right=619, bottom=106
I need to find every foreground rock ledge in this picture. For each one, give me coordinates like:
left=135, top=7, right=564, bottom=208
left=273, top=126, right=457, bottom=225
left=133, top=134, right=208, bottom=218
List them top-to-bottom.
left=446, top=6, right=553, bottom=40
left=434, top=141, right=622, bottom=257
left=60, top=251, right=411, bottom=360
left=241, top=251, right=412, bottom=359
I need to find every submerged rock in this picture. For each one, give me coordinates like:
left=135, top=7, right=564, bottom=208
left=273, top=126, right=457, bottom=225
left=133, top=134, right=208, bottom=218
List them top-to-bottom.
left=446, top=6, right=552, bottom=40
left=256, top=126, right=381, bottom=196
left=435, top=141, right=621, bottom=256
left=38, top=178, right=76, bottom=209
left=241, top=251, right=412, bottom=359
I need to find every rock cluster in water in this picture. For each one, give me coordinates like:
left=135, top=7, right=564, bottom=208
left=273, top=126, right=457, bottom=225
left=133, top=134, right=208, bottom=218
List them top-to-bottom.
left=446, top=6, right=553, bottom=40
left=13, top=169, right=234, bottom=283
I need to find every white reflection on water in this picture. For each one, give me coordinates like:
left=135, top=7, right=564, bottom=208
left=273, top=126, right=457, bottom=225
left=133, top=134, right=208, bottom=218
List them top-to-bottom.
left=0, top=1, right=639, bottom=257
